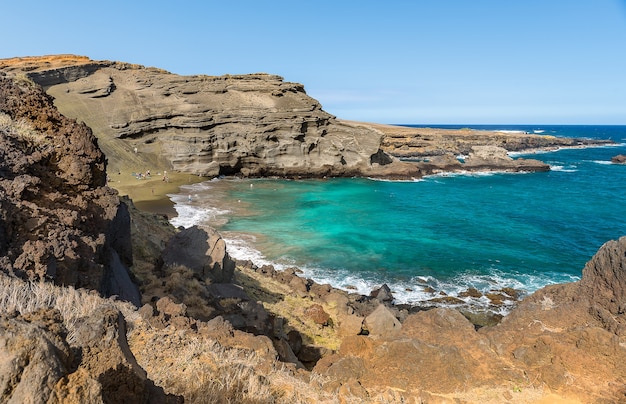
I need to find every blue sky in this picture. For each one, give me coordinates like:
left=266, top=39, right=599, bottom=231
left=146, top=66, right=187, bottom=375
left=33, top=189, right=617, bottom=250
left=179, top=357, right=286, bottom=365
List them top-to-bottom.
left=2, top=1, right=625, bottom=124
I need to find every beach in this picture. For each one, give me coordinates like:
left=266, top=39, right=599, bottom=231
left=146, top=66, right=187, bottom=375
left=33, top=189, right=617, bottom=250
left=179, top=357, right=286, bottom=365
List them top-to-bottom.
left=107, top=169, right=205, bottom=217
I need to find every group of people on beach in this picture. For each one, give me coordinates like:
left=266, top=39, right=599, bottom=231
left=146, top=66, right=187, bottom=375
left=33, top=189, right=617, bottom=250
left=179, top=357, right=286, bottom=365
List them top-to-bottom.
left=131, top=169, right=168, bottom=182
left=135, top=170, right=151, bottom=180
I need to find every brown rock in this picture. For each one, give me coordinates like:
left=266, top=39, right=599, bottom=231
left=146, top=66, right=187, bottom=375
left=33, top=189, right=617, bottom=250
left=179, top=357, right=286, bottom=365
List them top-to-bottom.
left=0, top=74, right=139, bottom=304
left=611, top=154, right=626, bottom=164
left=159, top=225, right=235, bottom=283
left=579, top=236, right=626, bottom=317
left=370, top=283, right=393, bottom=302
left=459, top=287, right=483, bottom=298
left=155, top=296, right=187, bottom=317
left=305, top=304, right=331, bottom=326
left=363, top=304, right=401, bottom=338
left=0, top=307, right=179, bottom=403
left=0, top=309, right=71, bottom=403
left=336, top=312, right=365, bottom=337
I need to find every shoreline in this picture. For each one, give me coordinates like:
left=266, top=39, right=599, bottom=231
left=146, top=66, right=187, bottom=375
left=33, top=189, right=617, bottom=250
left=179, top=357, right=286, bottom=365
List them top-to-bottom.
left=113, top=140, right=621, bottom=219
left=107, top=170, right=206, bottom=218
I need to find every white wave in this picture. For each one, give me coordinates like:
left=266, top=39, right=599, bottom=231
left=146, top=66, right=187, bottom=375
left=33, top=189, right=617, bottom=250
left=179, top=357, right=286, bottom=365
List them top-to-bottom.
left=496, top=130, right=527, bottom=134
left=533, top=130, right=545, bottom=134
left=590, top=160, right=613, bottom=165
left=549, top=165, right=578, bottom=172
left=425, top=169, right=529, bottom=179
left=425, top=170, right=494, bottom=178
left=366, top=177, right=424, bottom=183
left=169, top=199, right=230, bottom=228
left=220, top=230, right=573, bottom=314
left=222, top=233, right=282, bottom=269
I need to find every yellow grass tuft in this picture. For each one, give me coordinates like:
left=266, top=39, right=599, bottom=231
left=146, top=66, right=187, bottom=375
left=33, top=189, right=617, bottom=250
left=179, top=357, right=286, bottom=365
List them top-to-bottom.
left=0, top=111, right=48, bottom=146
left=0, top=273, right=138, bottom=343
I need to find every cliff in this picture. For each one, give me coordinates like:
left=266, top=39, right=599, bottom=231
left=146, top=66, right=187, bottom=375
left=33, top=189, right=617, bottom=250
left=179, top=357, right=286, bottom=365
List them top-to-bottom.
left=0, top=55, right=418, bottom=180
left=2, top=55, right=603, bottom=181
left=2, top=59, right=625, bottom=403
left=0, top=72, right=141, bottom=303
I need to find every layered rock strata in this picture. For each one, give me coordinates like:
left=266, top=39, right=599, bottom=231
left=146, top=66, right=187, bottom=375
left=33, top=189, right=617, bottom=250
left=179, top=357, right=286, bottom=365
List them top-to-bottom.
left=0, top=55, right=417, bottom=179
left=372, top=122, right=613, bottom=159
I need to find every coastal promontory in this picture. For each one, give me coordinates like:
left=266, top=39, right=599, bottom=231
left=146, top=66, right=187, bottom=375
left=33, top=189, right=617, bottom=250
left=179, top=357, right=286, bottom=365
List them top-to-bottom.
left=1, top=55, right=609, bottom=185
left=1, top=56, right=625, bottom=403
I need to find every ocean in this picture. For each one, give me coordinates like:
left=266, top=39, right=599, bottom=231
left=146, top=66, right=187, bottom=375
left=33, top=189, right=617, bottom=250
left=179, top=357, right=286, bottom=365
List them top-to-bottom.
left=169, top=125, right=626, bottom=312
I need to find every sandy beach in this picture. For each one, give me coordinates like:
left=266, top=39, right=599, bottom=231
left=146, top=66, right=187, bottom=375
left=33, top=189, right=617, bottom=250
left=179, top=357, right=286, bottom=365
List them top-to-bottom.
left=107, top=169, right=206, bottom=218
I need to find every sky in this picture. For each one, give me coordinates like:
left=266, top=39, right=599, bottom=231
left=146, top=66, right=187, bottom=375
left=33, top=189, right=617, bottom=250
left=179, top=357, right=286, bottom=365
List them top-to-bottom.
left=1, top=1, right=625, bottom=124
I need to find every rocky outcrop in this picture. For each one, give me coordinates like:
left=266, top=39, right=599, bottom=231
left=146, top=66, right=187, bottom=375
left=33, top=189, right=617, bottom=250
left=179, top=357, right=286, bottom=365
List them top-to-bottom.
left=0, top=55, right=416, bottom=180
left=0, top=73, right=139, bottom=303
left=372, top=122, right=613, bottom=159
left=463, top=145, right=550, bottom=172
left=612, top=154, right=626, bottom=164
left=159, top=225, right=235, bottom=283
left=309, top=236, right=626, bottom=402
left=580, top=236, right=626, bottom=332
left=0, top=307, right=179, bottom=403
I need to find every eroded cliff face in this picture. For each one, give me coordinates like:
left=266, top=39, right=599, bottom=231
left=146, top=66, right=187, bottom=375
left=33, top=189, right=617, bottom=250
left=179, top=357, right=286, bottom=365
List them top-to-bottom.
left=0, top=55, right=410, bottom=179
left=0, top=72, right=138, bottom=302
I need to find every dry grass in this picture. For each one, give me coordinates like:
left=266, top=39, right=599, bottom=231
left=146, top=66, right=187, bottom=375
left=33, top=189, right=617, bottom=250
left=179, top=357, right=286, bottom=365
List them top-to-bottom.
left=0, top=111, right=47, bottom=146
left=235, top=266, right=343, bottom=350
left=0, top=273, right=138, bottom=343
left=0, top=273, right=340, bottom=402
left=128, top=315, right=342, bottom=403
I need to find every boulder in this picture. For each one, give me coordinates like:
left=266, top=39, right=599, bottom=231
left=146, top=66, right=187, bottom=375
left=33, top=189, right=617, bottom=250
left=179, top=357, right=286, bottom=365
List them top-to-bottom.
left=611, top=154, right=626, bottom=164
left=160, top=225, right=235, bottom=283
left=580, top=236, right=626, bottom=318
left=370, top=283, right=394, bottom=302
left=304, top=304, right=331, bottom=326
left=362, top=304, right=401, bottom=338
left=0, top=307, right=179, bottom=403
left=0, top=309, right=71, bottom=403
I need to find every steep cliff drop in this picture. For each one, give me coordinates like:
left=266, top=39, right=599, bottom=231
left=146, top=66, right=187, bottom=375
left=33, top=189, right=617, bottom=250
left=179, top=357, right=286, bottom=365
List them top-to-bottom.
left=0, top=72, right=139, bottom=304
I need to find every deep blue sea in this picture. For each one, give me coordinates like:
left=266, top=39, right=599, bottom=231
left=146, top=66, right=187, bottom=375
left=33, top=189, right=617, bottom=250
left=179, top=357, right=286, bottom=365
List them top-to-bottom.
left=170, top=125, right=626, bottom=311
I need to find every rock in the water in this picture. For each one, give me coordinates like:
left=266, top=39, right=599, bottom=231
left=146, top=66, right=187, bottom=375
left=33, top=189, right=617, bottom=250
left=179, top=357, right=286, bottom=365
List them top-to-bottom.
left=611, top=154, right=626, bottom=164
left=370, top=283, right=394, bottom=302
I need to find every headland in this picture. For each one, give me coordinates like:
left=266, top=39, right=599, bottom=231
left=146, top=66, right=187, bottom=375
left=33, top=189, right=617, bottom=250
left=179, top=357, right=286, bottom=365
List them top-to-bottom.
left=1, top=55, right=625, bottom=403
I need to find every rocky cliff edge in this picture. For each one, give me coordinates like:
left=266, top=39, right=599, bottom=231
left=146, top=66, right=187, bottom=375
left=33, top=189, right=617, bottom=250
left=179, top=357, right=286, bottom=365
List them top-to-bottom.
left=0, top=55, right=418, bottom=180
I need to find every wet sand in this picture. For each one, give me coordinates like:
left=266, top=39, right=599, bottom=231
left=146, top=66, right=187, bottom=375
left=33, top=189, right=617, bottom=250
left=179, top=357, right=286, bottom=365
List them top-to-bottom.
left=107, top=170, right=206, bottom=218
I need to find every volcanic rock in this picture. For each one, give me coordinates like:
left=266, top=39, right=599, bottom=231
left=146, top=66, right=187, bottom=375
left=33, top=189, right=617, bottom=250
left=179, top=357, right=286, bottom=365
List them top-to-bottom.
left=0, top=55, right=416, bottom=180
left=0, top=73, right=139, bottom=304
left=611, top=154, right=626, bottom=164
left=159, top=225, right=235, bottom=283
left=580, top=236, right=626, bottom=324
left=362, top=304, right=402, bottom=338
left=0, top=307, right=178, bottom=403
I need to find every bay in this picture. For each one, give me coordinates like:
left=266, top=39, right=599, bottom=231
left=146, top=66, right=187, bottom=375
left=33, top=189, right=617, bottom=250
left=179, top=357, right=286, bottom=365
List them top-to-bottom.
left=170, top=125, right=626, bottom=310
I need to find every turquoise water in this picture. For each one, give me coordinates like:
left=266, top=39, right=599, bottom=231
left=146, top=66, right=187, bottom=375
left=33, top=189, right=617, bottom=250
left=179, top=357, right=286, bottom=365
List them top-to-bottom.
left=170, top=125, right=626, bottom=309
